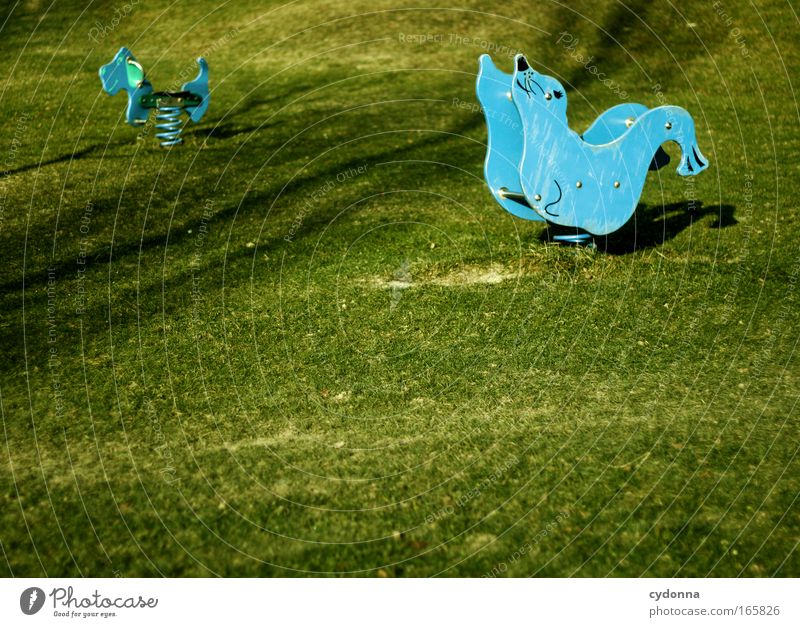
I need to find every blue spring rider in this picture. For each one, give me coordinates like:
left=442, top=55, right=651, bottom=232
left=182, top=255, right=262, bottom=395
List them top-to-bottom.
left=99, top=48, right=210, bottom=146
left=476, top=54, right=709, bottom=243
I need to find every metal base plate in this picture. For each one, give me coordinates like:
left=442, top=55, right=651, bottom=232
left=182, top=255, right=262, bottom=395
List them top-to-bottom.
left=552, top=232, right=594, bottom=245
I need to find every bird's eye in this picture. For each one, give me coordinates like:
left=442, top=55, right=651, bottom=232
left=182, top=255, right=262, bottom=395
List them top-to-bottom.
left=553, top=90, right=563, bottom=99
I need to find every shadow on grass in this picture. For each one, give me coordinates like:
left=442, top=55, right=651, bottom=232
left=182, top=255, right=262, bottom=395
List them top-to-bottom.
left=555, top=0, right=654, bottom=93
left=0, top=67, right=490, bottom=367
left=183, top=85, right=317, bottom=141
left=5, top=88, right=300, bottom=175
left=2, top=108, right=484, bottom=293
left=0, top=111, right=487, bottom=367
left=186, top=122, right=273, bottom=141
left=2, top=144, right=102, bottom=177
left=540, top=201, right=737, bottom=253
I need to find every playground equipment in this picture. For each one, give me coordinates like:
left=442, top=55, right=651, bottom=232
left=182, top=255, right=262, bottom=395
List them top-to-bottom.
left=99, top=48, right=209, bottom=147
left=476, top=54, right=708, bottom=243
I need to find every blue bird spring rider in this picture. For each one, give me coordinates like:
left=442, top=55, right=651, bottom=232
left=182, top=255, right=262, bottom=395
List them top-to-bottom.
left=99, top=47, right=210, bottom=146
left=476, top=54, right=708, bottom=243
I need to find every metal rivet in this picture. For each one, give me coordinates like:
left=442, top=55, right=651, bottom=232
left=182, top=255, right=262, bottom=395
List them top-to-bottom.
left=506, top=92, right=513, bottom=101
left=545, top=93, right=552, bottom=100
left=625, top=117, right=635, bottom=128
left=665, top=122, right=672, bottom=130
left=576, top=181, right=582, bottom=188
left=613, top=181, right=620, bottom=188
left=534, top=194, right=542, bottom=201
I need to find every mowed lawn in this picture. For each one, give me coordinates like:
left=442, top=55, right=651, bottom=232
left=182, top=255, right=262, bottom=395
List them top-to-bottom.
left=0, top=0, right=798, bottom=576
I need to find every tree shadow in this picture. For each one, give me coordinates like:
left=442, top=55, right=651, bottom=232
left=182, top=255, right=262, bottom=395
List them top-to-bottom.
left=548, top=0, right=714, bottom=129
left=554, top=0, right=653, bottom=94
left=5, top=86, right=302, bottom=175
left=182, top=89, right=296, bottom=141
left=0, top=109, right=483, bottom=294
left=184, top=122, right=277, bottom=141
left=2, top=144, right=105, bottom=177
left=540, top=201, right=737, bottom=254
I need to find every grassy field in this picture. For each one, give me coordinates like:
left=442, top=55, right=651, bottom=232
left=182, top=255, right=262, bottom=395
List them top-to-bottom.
left=0, top=0, right=798, bottom=577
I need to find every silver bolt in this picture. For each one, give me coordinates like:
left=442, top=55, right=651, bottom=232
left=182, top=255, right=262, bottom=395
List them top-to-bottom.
left=545, top=93, right=552, bottom=100
left=625, top=117, right=635, bottom=128
left=665, top=122, right=672, bottom=130
left=576, top=181, right=582, bottom=188
left=613, top=181, right=620, bottom=188
left=534, top=194, right=542, bottom=201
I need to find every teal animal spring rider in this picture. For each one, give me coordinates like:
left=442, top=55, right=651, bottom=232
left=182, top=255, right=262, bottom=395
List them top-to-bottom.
left=99, top=48, right=210, bottom=146
left=477, top=54, right=708, bottom=243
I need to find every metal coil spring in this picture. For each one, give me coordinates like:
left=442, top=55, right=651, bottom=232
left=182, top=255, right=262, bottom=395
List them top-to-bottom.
left=155, top=106, right=184, bottom=147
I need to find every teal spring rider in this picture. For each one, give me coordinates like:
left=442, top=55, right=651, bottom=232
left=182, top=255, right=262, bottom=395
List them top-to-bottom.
left=99, top=47, right=210, bottom=146
left=476, top=54, right=709, bottom=243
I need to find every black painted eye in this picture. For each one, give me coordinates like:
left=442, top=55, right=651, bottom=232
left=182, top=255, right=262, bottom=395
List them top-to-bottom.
left=553, top=90, right=563, bottom=99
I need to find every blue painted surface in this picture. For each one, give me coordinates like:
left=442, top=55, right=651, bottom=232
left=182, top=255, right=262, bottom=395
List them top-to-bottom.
left=98, top=47, right=152, bottom=126
left=99, top=48, right=210, bottom=138
left=476, top=54, right=543, bottom=221
left=477, top=54, right=709, bottom=236
left=182, top=58, right=210, bottom=123
left=582, top=102, right=649, bottom=144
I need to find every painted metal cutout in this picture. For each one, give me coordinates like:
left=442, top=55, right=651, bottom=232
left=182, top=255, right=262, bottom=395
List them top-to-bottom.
left=98, top=47, right=153, bottom=126
left=99, top=48, right=210, bottom=146
left=477, top=53, right=709, bottom=237
left=476, top=54, right=543, bottom=221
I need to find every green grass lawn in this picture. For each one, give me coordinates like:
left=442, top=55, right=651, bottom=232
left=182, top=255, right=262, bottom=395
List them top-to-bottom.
left=1, top=0, right=798, bottom=577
